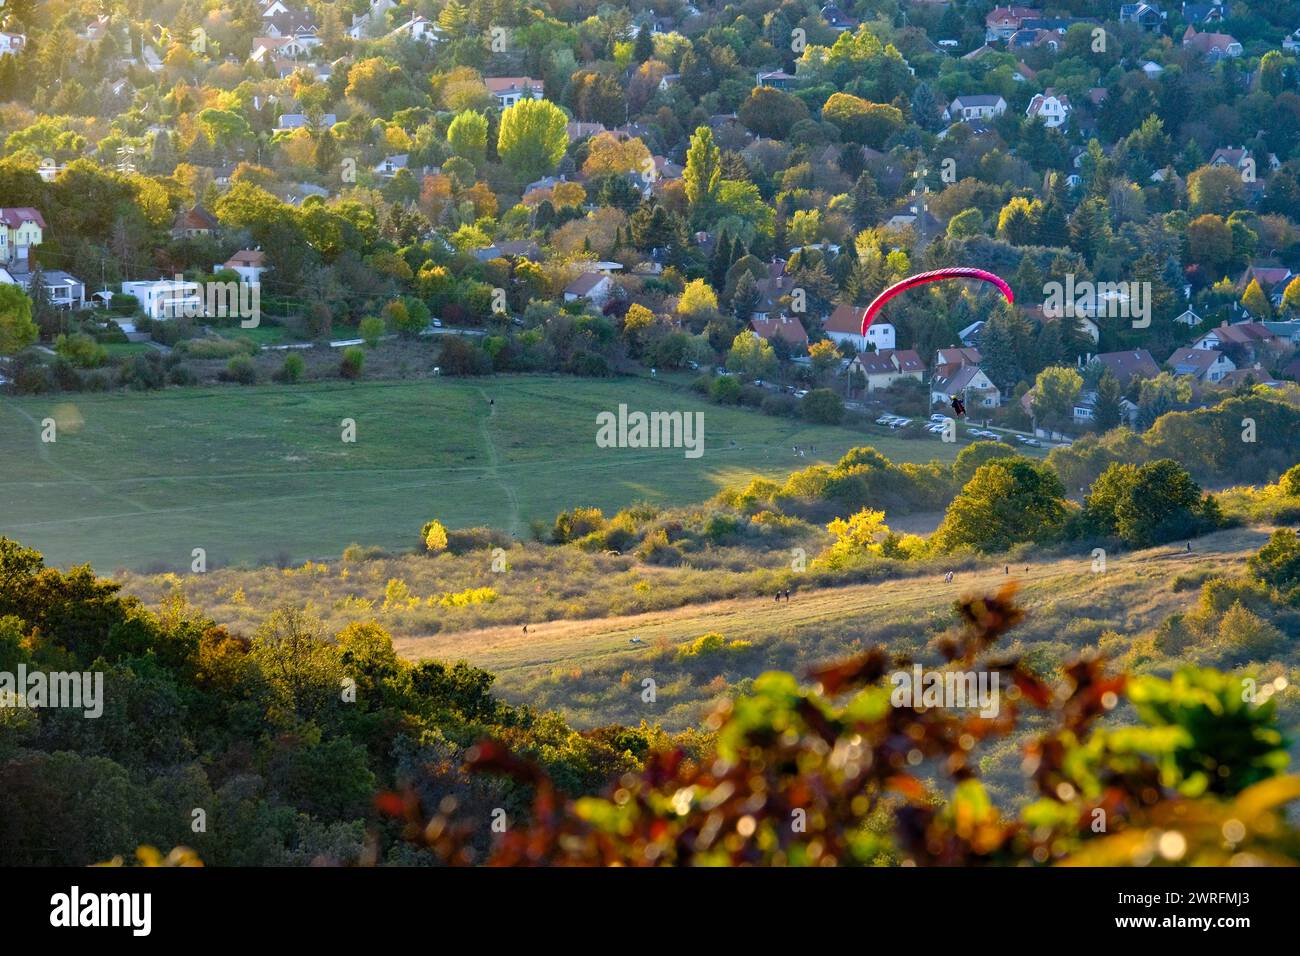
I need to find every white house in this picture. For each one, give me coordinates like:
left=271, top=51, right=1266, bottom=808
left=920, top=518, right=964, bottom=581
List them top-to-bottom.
left=348, top=0, right=398, bottom=39
left=387, top=15, right=445, bottom=44
left=0, top=32, right=26, bottom=56
left=485, top=77, right=544, bottom=109
left=1026, top=88, right=1071, bottom=128
left=944, top=94, right=1007, bottom=121
left=374, top=154, right=409, bottom=178
left=215, top=250, right=269, bottom=286
left=563, top=272, right=613, bottom=305
left=121, top=278, right=205, bottom=319
left=824, top=304, right=895, bottom=352
left=1174, top=308, right=1202, bottom=327
left=1168, top=346, right=1235, bottom=383
left=931, top=364, right=1001, bottom=408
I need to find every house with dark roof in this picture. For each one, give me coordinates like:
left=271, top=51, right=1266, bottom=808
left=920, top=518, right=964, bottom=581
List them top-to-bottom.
left=1119, top=3, right=1166, bottom=31
left=171, top=206, right=219, bottom=239
left=563, top=272, right=614, bottom=305
left=749, top=315, right=809, bottom=347
left=1194, top=321, right=1285, bottom=364
left=1168, top=346, right=1235, bottom=383
left=1085, top=349, right=1160, bottom=384
left=930, top=364, right=1001, bottom=407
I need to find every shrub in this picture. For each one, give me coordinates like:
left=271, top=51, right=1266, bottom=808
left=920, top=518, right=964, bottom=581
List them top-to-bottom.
left=359, top=316, right=385, bottom=348
left=54, top=332, right=107, bottom=368
left=340, top=346, right=365, bottom=379
left=280, top=352, right=305, bottom=383
left=222, top=355, right=257, bottom=384
left=710, top=375, right=741, bottom=404
left=801, top=388, right=844, bottom=424
left=422, top=520, right=449, bottom=553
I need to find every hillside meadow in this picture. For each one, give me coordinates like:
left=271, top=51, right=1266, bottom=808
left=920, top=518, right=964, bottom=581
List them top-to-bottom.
left=0, top=374, right=969, bottom=571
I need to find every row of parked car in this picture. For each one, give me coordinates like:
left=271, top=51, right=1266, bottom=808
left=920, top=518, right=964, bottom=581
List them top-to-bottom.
left=874, top=412, right=1050, bottom=447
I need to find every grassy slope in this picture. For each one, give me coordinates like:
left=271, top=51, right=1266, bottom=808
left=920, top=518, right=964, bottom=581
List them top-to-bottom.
left=0, top=375, right=964, bottom=571
left=391, top=525, right=1278, bottom=730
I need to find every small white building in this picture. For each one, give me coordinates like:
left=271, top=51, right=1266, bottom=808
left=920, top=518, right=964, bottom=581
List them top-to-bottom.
left=485, top=77, right=544, bottom=109
left=1026, top=88, right=1072, bottom=128
left=215, top=250, right=269, bottom=287
left=563, top=272, right=613, bottom=305
left=121, top=278, right=205, bottom=319
left=824, top=304, right=894, bottom=353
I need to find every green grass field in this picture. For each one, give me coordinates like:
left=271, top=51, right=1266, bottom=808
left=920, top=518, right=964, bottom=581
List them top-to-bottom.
left=0, top=375, right=964, bottom=571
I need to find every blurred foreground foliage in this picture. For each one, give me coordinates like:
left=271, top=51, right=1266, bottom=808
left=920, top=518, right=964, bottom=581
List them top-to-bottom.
left=386, top=585, right=1298, bottom=866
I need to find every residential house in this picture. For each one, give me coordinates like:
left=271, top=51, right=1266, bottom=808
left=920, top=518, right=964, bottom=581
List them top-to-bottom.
left=348, top=0, right=399, bottom=39
left=1182, top=1, right=1229, bottom=25
left=263, top=2, right=320, bottom=46
left=1119, top=3, right=1166, bottom=30
left=821, top=4, right=859, bottom=31
left=985, top=7, right=1043, bottom=42
left=387, top=15, right=445, bottom=44
left=1183, top=25, right=1242, bottom=59
left=0, top=31, right=26, bottom=56
left=1142, top=60, right=1165, bottom=77
left=756, top=70, right=798, bottom=89
left=658, top=74, right=681, bottom=92
left=485, top=77, right=544, bottom=109
left=1026, top=88, right=1072, bottom=128
left=943, top=94, right=1007, bottom=122
left=274, top=112, right=336, bottom=132
left=566, top=121, right=607, bottom=142
left=1210, top=147, right=1278, bottom=189
left=374, top=154, right=409, bottom=178
left=171, top=206, right=219, bottom=240
left=0, top=208, right=45, bottom=268
left=473, top=240, right=541, bottom=262
left=216, top=250, right=269, bottom=286
left=1236, top=265, right=1292, bottom=310
left=1, top=268, right=86, bottom=310
left=563, top=272, right=614, bottom=305
left=121, top=278, right=205, bottom=319
left=825, top=304, right=895, bottom=352
left=1175, top=308, right=1203, bottom=327
left=749, top=315, right=809, bottom=348
left=1194, top=321, right=1283, bottom=364
left=1260, top=321, right=1300, bottom=346
left=934, top=346, right=982, bottom=368
left=1168, top=346, right=1235, bottom=383
left=850, top=348, right=924, bottom=393
left=1086, top=349, right=1161, bottom=385
left=931, top=364, right=1001, bottom=408
left=1214, top=366, right=1279, bottom=389
left=1071, top=389, right=1139, bottom=426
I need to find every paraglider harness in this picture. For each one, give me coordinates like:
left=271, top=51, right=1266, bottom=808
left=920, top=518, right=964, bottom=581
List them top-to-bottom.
left=950, top=394, right=967, bottom=418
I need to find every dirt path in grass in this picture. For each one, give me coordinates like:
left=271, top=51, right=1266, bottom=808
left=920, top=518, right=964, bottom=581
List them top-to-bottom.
left=475, top=387, right=522, bottom=540
left=393, top=524, right=1273, bottom=678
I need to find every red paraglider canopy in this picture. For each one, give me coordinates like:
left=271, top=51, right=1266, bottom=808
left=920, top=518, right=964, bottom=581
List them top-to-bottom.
left=860, top=267, right=1014, bottom=335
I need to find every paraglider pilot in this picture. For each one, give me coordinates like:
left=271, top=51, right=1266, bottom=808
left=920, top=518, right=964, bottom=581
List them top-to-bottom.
left=950, top=394, right=966, bottom=417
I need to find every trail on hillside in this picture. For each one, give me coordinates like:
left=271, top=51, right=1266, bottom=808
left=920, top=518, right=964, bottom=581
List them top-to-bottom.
left=475, top=387, right=522, bottom=539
